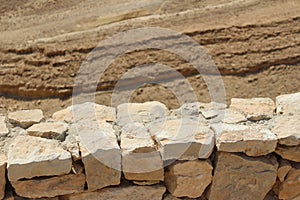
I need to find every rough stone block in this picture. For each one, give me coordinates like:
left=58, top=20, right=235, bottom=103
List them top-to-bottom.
left=276, top=92, right=300, bottom=115
left=230, top=98, right=275, bottom=121
left=117, top=101, right=169, bottom=127
left=8, top=109, right=43, bottom=128
left=221, top=109, right=247, bottom=124
left=0, top=116, right=8, bottom=136
left=149, top=118, right=214, bottom=161
left=27, top=121, right=68, bottom=140
left=78, top=121, right=121, bottom=191
left=121, top=123, right=163, bottom=181
left=214, top=123, right=277, bottom=156
left=7, top=135, right=72, bottom=181
left=276, top=144, right=300, bottom=162
left=209, top=152, right=278, bottom=200
left=277, top=159, right=292, bottom=182
left=165, top=160, right=212, bottom=198
left=279, top=167, right=300, bottom=200
left=11, top=173, right=85, bottom=198
left=60, top=185, right=166, bottom=200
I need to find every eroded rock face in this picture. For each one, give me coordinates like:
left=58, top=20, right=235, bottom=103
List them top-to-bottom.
left=276, top=92, right=300, bottom=115
left=230, top=98, right=275, bottom=121
left=117, top=101, right=169, bottom=127
left=8, top=109, right=43, bottom=128
left=0, top=116, right=8, bottom=136
left=148, top=118, right=215, bottom=161
left=27, top=121, right=68, bottom=141
left=78, top=121, right=121, bottom=191
left=121, top=123, right=163, bottom=181
left=214, top=124, right=277, bottom=156
left=7, top=135, right=72, bottom=181
left=209, top=152, right=278, bottom=200
left=165, top=160, right=212, bottom=198
left=279, top=167, right=300, bottom=200
left=11, top=173, right=85, bottom=198
left=60, top=185, right=166, bottom=200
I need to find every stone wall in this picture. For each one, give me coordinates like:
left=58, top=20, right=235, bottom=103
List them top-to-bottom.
left=0, top=92, right=300, bottom=200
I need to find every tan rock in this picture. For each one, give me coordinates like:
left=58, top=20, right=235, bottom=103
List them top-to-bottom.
left=276, top=92, right=300, bottom=115
left=230, top=98, right=275, bottom=121
left=117, top=101, right=169, bottom=127
left=53, top=102, right=116, bottom=123
left=8, top=109, right=43, bottom=128
left=222, top=109, right=247, bottom=124
left=272, top=115, right=300, bottom=146
left=0, top=116, right=8, bottom=136
left=149, top=118, right=214, bottom=161
left=27, top=121, right=68, bottom=141
left=78, top=121, right=121, bottom=191
left=121, top=123, right=163, bottom=181
left=214, top=124, right=277, bottom=156
left=7, top=135, right=72, bottom=181
left=276, top=145, right=300, bottom=162
left=209, top=152, right=278, bottom=200
left=0, top=154, right=7, bottom=200
left=165, top=160, right=212, bottom=198
left=277, top=160, right=292, bottom=182
left=279, top=168, right=300, bottom=200
left=11, top=173, right=85, bottom=198
left=61, top=185, right=166, bottom=200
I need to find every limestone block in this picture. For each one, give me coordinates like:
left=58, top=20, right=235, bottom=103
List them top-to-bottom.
left=276, top=92, right=300, bottom=115
left=230, top=98, right=275, bottom=121
left=117, top=101, right=169, bottom=127
left=8, top=109, right=43, bottom=128
left=222, top=109, right=247, bottom=124
left=272, top=115, right=300, bottom=146
left=0, top=116, right=8, bottom=136
left=148, top=118, right=214, bottom=161
left=27, top=121, right=68, bottom=140
left=78, top=121, right=121, bottom=191
left=121, top=123, right=163, bottom=181
left=214, top=124, right=277, bottom=156
left=7, top=135, right=72, bottom=181
left=276, top=144, right=300, bottom=162
left=209, top=152, right=278, bottom=200
left=165, top=160, right=212, bottom=198
left=279, top=168, right=300, bottom=200
left=11, top=173, right=85, bottom=198
left=60, top=185, right=166, bottom=200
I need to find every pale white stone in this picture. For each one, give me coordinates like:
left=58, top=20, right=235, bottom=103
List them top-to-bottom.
left=276, top=92, right=300, bottom=115
left=8, top=109, right=43, bottom=128
left=0, top=116, right=8, bottom=136
left=149, top=118, right=214, bottom=161
left=27, top=121, right=68, bottom=140
left=121, top=123, right=163, bottom=181
left=7, top=135, right=72, bottom=181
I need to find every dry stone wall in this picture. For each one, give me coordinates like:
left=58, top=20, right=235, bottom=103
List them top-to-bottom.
left=0, top=92, right=300, bottom=199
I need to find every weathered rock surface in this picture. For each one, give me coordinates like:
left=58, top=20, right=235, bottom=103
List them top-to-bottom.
left=276, top=92, right=300, bottom=115
left=230, top=98, right=275, bottom=121
left=117, top=101, right=169, bottom=127
left=53, top=102, right=116, bottom=123
left=8, top=109, right=43, bottom=128
left=222, top=109, right=247, bottom=124
left=272, top=115, right=300, bottom=146
left=0, top=116, right=8, bottom=136
left=149, top=118, right=214, bottom=161
left=27, top=121, right=68, bottom=140
left=78, top=121, right=121, bottom=191
left=121, top=123, right=163, bottom=181
left=214, top=124, right=277, bottom=156
left=62, top=128, right=81, bottom=161
left=7, top=135, right=72, bottom=181
left=276, top=145, right=300, bottom=162
left=209, top=152, right=278, bottom=200
left=0, top=154, right=7, bottom=200
left=165, top=160, right=212, bottom=198
left=277, top=160, right=292, bottom=182
left=279, top=168, right=300, bottom=200
left=11, top=173, right=85, bottom=198
left=60, top=185, right=166, bottom=200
